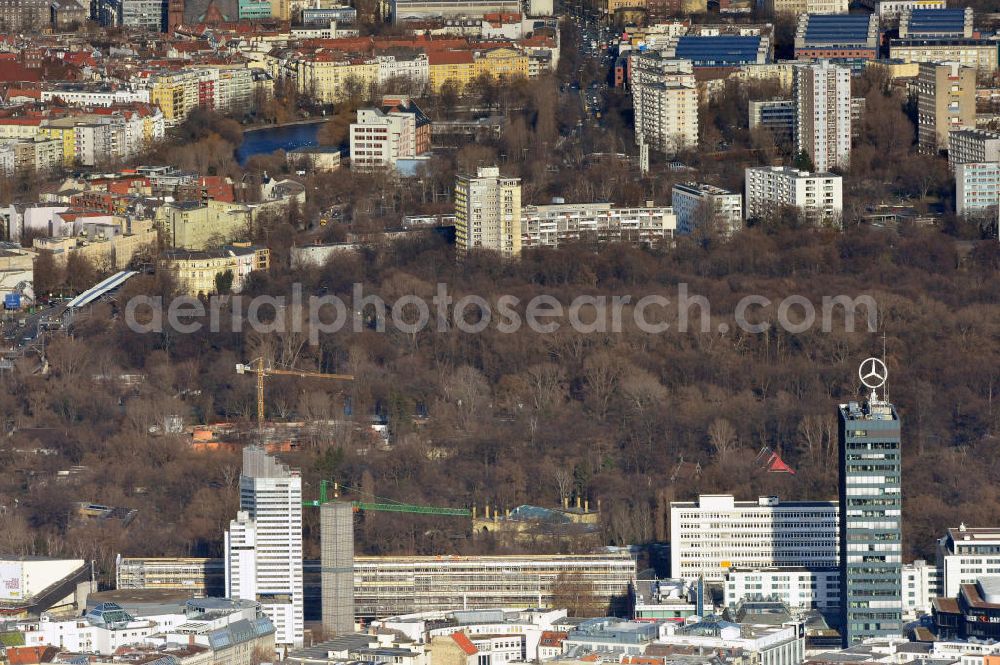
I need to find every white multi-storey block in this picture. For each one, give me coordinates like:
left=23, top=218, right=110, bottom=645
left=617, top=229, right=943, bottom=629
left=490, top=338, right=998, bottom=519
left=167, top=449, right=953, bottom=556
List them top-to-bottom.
left=631, top=53, right=698, bottom=154
left=350, top=108, right=417, bottom=170
left=948, top=129, right=1000, bottom=169
left=955, top=162, right=1000, bottom=216
left=454, top=166, right=522, bottom=257
left=744, top=166, right=843, bottom=223
left=671, top=182, right=743, bottom=235
left=225, top=446, right=304, bottom=648
left=670, top=495, right=839, bottom=583
left=939, top=525, right=1000, bottom=598
left=902, top=559, right=941, bottom=619
left=724, top=567, right=841, bottom=611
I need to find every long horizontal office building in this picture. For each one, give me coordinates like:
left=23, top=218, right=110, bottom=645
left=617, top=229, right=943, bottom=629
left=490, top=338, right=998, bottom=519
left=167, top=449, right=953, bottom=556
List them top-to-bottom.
left=389, top=0, right=519, bottom=21
left=899, top=7, right=973, bottom=38
left=795, top=14, right=880, bottom=62
left=664, top=35, right=770, bottom=67
left=889, top=39, right=998, bottom=74
left=670, top=495, right=839, bottom=582
left=117, top=552, right=636, bottom=620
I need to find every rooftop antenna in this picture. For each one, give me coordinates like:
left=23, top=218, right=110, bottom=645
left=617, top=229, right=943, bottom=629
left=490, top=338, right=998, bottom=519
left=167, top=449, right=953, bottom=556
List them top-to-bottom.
left=882, top=330, right=888, bottom=403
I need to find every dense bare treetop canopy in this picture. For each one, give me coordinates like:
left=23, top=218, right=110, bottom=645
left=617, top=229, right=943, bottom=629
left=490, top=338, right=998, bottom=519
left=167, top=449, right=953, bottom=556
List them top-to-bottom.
left=1, top=225, right=997, bottom=586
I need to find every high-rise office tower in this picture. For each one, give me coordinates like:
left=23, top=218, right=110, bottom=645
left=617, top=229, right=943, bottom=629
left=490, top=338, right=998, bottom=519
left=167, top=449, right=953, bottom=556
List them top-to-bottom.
left=795, top=60, right=852, bottom=172
left=454, top=166, right=522, bottom=258
left=838, top=359, right=902, bottom=646
left=225, top=446, right=304, bottom=648
left=321, top=501, right=355, bottom=635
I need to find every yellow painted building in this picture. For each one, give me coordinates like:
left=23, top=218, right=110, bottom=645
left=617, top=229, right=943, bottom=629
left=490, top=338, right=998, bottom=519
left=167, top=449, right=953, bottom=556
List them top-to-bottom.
left=475, top=47, right=530, bottom=80
left=430, top=48, right=530, bottom=92
left=295, top=57, right=379, bottom=104
left=149, top=72, right=200, bottom=125
left=38, top=124, right=77, bottom=166
left=155, top=200, right=252, bottom=250
left=33, top=219, right=158, bottom=271
left=159, top=245, right=270, bottom=296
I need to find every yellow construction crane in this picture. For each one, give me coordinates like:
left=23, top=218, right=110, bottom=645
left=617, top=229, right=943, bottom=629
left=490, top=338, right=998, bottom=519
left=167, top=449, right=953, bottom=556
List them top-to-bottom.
left=236, top=358, right=353, bottom=431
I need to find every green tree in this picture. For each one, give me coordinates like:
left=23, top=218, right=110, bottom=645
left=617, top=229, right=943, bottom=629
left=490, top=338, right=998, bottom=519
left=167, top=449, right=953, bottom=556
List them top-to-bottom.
left=214, top=269, right=234, bottom=295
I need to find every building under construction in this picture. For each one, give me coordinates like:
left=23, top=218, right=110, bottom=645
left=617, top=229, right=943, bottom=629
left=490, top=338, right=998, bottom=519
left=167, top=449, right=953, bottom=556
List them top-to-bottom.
left=116, top=550, right=636, bottom=621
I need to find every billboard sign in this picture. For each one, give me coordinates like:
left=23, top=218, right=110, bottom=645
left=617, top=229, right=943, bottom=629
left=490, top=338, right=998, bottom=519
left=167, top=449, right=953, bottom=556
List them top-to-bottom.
left=0, top=563, right=23, bottom=600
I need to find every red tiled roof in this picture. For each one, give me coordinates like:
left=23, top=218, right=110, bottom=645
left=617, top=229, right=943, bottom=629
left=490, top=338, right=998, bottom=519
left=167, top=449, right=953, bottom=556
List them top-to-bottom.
left=428, top=50, right=474, bottom=65
left=539, top=631, right=568, bottom=647
left=451, top=632, right=478, bottom=656
left=6, top=646, right=56, bottom=665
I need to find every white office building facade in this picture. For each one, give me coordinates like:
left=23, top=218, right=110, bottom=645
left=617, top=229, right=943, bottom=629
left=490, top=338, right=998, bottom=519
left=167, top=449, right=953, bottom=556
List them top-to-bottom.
left=225, top=446, right=304, bottom=648
left=670, top=495, right=839, bottom=583
left=939, top=526, right=1000, bottom=598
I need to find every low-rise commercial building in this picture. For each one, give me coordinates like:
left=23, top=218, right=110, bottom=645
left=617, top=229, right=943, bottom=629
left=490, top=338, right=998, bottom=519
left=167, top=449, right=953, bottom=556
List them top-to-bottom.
left=724, top=567, right=840, bottom=612
left=658, top=616, right=804, bottom=665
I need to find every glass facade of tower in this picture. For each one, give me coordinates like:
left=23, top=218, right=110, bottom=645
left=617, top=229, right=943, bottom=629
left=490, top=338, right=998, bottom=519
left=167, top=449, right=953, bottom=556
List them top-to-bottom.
left=838, top=396, right=903, bottom=645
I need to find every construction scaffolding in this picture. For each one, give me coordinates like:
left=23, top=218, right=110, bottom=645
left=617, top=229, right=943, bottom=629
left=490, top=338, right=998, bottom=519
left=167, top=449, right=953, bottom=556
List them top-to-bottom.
left=320, top=502, right=355, bottom=636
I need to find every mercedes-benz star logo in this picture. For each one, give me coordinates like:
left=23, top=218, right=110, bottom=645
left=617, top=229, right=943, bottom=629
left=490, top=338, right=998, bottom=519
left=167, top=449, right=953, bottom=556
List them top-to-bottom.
left=859, top=357, right=888, bottom=390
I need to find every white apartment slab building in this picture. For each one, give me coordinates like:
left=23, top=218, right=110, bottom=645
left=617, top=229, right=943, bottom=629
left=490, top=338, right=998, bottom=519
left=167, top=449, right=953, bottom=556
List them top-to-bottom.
left=631, top=53, right=698, bottom=154
left=795, top=60, right=852, bottom=173
left=350, top=108, right=416, bottom=170
left=948, top=129, right=1000, bottom=169
left=954, top=162, right=1000, bottom=216
left=454, top=166, right=522, bottom=257
left=744, top=166, right=843, bottom=223
left=671, top=182, right=743, bottom=235
left=520, top=202, right=676, bottom=248
left=225, top=446, right=304, bottom=648
left=670, top=495, right=839, bottom=583
left=939, top=525, right=1000, bottom=598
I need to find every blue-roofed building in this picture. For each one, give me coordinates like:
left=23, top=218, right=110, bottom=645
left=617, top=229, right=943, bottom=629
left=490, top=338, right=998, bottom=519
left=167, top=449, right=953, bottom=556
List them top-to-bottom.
left=899, top=7, right=973, bottom=38
left=795, top=13, right=879, bottom=64
left=665, top=34, right=771, bottom=67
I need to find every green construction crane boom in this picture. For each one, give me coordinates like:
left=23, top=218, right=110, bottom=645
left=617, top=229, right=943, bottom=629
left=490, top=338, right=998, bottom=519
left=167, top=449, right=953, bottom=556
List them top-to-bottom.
left=302, top=479, right=471, bottom=517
